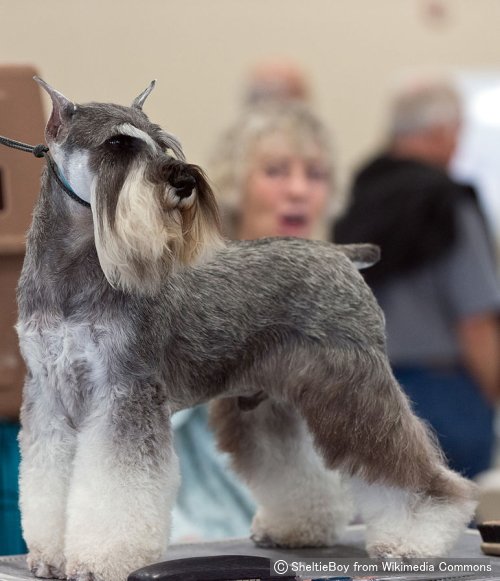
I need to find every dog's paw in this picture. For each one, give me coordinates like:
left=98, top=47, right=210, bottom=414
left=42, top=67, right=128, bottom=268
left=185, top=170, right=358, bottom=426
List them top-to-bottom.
left=250, top=511, right=341, bottom=549
left=250, top=532, right=284, bottom=549
left=65, top=537, right=166, bottom=581
left=367, top=543, right=424, bottom=559
left=367, top=544, right=401, bottom=558
left=28, top=554, right=66, bottom=579
left=66, top=558, right=144, bottom=581
left=66, top=564, right=104, bottom=581
left=66, top=572, right=101, bottom=581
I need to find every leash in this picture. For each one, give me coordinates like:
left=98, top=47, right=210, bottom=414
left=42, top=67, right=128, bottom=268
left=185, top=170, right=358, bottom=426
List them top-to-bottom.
left=0, top=135, right=91, bottom=208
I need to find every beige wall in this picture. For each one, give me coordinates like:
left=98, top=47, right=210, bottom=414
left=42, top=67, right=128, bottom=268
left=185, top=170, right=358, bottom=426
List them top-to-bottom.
left=1, top=0, right=500, bottom=192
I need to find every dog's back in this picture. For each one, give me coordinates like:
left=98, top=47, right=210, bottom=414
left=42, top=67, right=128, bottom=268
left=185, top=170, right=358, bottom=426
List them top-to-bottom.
left=157, top=237, right=386, bottom=409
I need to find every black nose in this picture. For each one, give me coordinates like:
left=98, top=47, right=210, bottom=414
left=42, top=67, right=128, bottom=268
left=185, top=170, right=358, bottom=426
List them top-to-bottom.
left=171, top=174, right=196, bottom=199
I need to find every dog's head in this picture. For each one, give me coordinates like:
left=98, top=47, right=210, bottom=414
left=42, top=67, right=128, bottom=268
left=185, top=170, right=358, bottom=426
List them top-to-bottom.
left=36, top=77, right=224, bottom=294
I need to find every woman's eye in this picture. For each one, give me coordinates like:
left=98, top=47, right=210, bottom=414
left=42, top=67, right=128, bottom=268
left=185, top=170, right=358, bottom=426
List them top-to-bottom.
left=264, top=165, right=287, bottom=177
left=307, top=166, right=329, bottom=181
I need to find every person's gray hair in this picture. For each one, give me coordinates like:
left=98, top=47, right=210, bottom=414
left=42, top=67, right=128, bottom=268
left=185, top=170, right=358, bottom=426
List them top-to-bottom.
left=389, top=78, right=462, bottom=138
left=209, top=101, right=335, bottom=238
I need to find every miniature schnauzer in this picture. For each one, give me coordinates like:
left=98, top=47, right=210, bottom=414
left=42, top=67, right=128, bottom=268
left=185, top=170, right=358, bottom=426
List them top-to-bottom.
left=16, top=79, right=476, bottom=581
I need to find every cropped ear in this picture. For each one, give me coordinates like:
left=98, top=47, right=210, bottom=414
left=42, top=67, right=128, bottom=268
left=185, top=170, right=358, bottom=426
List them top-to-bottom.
left=34, top=76, right=76, bottom=143
left=131, top=80, right=156, bottom=110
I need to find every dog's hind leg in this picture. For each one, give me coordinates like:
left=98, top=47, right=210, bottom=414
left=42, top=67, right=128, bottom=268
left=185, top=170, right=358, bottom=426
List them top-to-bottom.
left=280, top=345, right=477, bottom=557
left=19, top=387, right=76, bottom=579
left=64, top=391, right=180, bottom=581
left=210, top=397, right=353, bottom=548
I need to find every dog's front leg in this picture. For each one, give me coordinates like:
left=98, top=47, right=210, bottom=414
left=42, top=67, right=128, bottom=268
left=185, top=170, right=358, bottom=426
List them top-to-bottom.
left=19, top=386, right=77, bottom=579
left=64, top=390, right=179, bottom=581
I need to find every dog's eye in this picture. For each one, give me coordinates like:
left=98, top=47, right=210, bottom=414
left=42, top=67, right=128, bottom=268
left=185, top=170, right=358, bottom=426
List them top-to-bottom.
left=105, top=135, right=141, bottom=151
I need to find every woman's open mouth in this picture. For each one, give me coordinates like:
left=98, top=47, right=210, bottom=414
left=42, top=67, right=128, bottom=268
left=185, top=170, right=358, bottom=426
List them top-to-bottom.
left=278, top=214, right=309, bottom=236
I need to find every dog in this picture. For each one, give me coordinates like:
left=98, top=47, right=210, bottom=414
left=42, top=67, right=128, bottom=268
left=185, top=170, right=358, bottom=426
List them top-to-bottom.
left=16, top=79, right=477, bottom=581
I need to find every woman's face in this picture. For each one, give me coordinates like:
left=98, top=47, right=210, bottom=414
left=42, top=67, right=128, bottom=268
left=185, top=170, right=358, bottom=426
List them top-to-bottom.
left=238, top=132, right=331, bottom=240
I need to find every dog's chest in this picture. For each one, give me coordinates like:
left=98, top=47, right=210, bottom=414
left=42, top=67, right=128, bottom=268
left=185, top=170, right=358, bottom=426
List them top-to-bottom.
left=17, top=318, right=107, bottom=404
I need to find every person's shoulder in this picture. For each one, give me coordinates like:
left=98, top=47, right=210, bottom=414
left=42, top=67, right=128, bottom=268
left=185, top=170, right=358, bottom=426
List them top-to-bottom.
left=355, top=154, right=451, bottom=191
left=452, top=193, right=488, bottom=234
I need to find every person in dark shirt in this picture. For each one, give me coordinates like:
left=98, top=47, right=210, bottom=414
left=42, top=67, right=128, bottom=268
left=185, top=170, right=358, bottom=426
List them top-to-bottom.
left=335, top=79, right=500, bottom=478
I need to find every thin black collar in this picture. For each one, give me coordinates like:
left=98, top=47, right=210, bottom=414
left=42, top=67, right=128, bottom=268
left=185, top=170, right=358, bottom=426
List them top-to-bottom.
left=0, top=135, right=91, bottom=208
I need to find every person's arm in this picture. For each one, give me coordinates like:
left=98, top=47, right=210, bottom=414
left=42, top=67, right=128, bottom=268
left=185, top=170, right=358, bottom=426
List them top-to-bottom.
left=436, top=197, right=500, bottom=402
left=457, top=312, right=500, bottom=404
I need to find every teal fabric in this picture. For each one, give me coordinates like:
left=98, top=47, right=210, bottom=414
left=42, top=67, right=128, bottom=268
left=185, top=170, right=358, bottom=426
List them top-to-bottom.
left=171, top=406, right=256, bottom=541
left=0, top=421, right=26, bottom=555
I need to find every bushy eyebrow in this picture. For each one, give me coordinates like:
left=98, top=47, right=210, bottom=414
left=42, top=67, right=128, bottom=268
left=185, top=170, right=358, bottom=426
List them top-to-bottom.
left=114, top=123, right=157, bottom=152
left=158, top=130, right=185, bottom=161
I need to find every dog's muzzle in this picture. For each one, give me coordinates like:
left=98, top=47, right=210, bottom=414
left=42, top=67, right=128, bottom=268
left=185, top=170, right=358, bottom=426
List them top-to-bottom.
left=150, top=159, right=197, bottom=201
left=170, top=174, right=196, bottom=199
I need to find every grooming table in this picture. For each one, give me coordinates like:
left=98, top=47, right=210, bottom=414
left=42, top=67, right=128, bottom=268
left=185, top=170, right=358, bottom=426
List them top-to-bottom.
left=0, top=526, right=499, bottom=581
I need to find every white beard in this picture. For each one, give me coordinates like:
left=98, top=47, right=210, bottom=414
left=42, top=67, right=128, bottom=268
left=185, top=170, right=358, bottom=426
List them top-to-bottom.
left=91, top=163, right=225, bottom=294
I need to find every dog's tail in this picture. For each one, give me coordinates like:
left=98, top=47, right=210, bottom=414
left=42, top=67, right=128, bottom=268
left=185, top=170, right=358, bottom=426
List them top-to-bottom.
left=335, top=243, right=380, bottom=270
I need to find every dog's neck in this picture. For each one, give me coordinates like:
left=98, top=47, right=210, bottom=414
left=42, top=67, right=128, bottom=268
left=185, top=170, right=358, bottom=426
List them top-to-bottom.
left=19, top=170, right=115, bottom=317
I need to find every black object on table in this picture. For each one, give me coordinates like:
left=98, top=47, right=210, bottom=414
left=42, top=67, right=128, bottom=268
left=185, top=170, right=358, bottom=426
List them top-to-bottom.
left=128, top=554, right=297, bottom=581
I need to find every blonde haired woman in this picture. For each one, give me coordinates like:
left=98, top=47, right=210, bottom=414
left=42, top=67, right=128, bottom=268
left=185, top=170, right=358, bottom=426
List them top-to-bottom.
left=212, top=100, right=335, bottom=241
left=172, top=101, right=344, bottom=541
